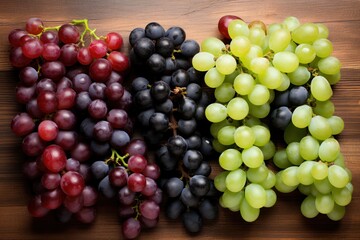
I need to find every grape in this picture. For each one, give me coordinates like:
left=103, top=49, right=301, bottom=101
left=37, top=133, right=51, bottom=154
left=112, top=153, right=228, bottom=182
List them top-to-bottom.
left=218, top=15, right=242, bottom=39
left=292, top=23, right=319, bottom=44
left=269, top=28, right=291, bottom=52
left=201, top=37, right=225, bottom=57
left=295, top=44, right=316, bottom=64
left=192, top=52, right=215, bottom=72
left=273, top=52, right=299, bottom=73
left=216, top=54, right=237, bottom=75
left=318, top=56, right=341, bottom=75
left=204, top=67, right=224, bottom=88
left=233, top=73, right=255, bottom=95
left=310, top=76, right=333, bottom=101
left=248, top=84, right=270, bottom=105
left=227, top=97, right=249, bottom=120
left=205, top=103, right=227, bottom=123
left=308, top=115, right=332, bottom=140
left=234, top=126, right=255, bottom=149
left=299, top=135, right=319, bottom=161
left=242, top=146, right=264, bottom=168
left=328, top=165, right=349, bottom=189
left=315, top=194, right=334, bottom=214
left=301, top=195, right=319, bottom=218
left=240, top=198, right=260, bottom=222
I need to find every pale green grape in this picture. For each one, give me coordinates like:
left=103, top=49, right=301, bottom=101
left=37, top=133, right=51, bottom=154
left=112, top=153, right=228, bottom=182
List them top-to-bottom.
left=283, top=16, right=300, bottom=31
left=228, top=19, right=250, bottom=38
left=267, top=23, right=283, bottom=34
left=292, top=23, right=319, bottom=44
left=316, top=23, right=329, bottom=39
left=249, top=27, right=265, bottom=46
left=269, top=28, right=291, bottom=52
left=261, top=35, right=270, bottom=53
left=230, top=36, right=251, bottom=57
left=201, top=37, right=226, bottom=57
left=313, top=38, right=333, bottom=58
left=284, top=41, right=297, bottom=52
left=295, top=44, right=316, bottom=64
left=241, top=45, right=263, bottom=68
left=273, top=51, right=299, bottom=73
left=192, top=52, right=215, bottom=71
left=216, top=54, right=237, bottom=75
left=318, top=56, right=341, bottom=75
left=250, top=57, right=269, bottom=74
left=259, top=66, right=284, bottom=89
left=287, top=66, right=311, bottom=85
left=204, top=67, right=225, bottom=88
left=224, top=69, right=240, bottom=84
left=320, top=71, right=341, bottom=85
left=233, top=73, right=255, bottom=95
left=276, top=73, right=291, bottom=91
left=214, top=82, right=235, bottom=103
left=248, top=84, right=270, bottom=105
left=227, top=97, right=249, bottom=120
left=313, top=100, right=334, bottom=118
left=248, top=102, right=270, bottom=119
left=205, top=103, right=227, bottom=123
left=292, top=105, right=313, bottom=128
left=308, top=115, right=332, bottom=140
left=327, top=115, right=344, bottom=135
left=244, top=116, right=262, bottom=127
left=210, top=119, right=239, bottom=138
left=284, top=122, right=308, bottom=144
left=234, top=125, right=255, bottom=149
left=251, top=125, right=270, bottom=147
left=217, top=126, right=235, bottom=145
left=299, top=135, right=319, bottom=161
left=318, top=138, right=340, bottom=162
left=212, top=139, right=229, bottom=153
left=259, top=140, right=276, bottom=160
left=286, top=142, right=304, bottom=166
left=242, top=146, right=264, bottom=168
left=219, top=148, right=242, bottom=171
left=273, top=149, right=292, bottom=169
left=333, top=153, right=345, bottom=168
left=297, top=161, right=316, bottom=185
left=311, top=161, right=328, bottom=180
left=246, top=163, right=269, bottom=183
left=328, top=165, right=350, bottom=188
left=281, top=166, right=300, bottom=187
left=225, top=169, right=247, bottom=192
left=259, top=170, right=276, bottom=189
left=214, top=171, right=229, bottom=192
left=275, top=171, right=298, bottom=193
left=314, top=178, right=332, bottom=194
left=346, top=182, right=354, bottom=193
left=245, top=183, right=267, bottom=208
left=298, top=184, right=312, bottom=195
left=310, top=184, right=321, bottom=196
left=332, top=186, right=352, bottom=206
left=221, top=188, right=244, bottom=208
left=264, top=189, right=277, bottom=208
left=315, top=193, right=334, bottom=214
left=219, top=195, right=226, bottom=208
left=301, top=195, right=319, bottom=218
left=240, top=198, right=260, bottom=222
left=228, top=204, right=240, bottom=212
left=327, top=204, right=346, bottom=221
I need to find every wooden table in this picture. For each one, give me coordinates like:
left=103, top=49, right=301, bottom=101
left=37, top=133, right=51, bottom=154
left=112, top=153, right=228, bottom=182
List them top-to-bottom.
left=0, top=0, right=359, bottom=239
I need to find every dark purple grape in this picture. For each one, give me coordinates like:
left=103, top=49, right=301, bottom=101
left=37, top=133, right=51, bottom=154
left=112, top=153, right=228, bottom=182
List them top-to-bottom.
left=165, top=26, right=186, bottom=46
left=134, top=37, right=155, bottom=59
left=156, top=37, right=174, bottom=57
left=60, top=43, right=78, bottom=66
left=89, top=58, right=112, bottom=82
left=41, top=61, right=66, bottom=81
left=19, top=66, right=38, bottom=86
left=73, top=73, right=91, bottom=93
left=36, top=78, right=56, bottom=94
left=88, top=82, right=106, bottom=100
left=88, top=99, right=108, bottom=120
left=53, top=110, right=76, bottom=130
left=11, top=112, right=35, bottom=136
left=93, top=121, right=113, bottom=142
left=55, top=131, right=78, bottom=151
left=122, top=217, right=141, bottom=239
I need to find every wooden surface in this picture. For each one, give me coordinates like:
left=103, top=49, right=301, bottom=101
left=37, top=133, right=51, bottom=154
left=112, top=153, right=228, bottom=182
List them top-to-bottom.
left=0, top=0, right=359, bottom=239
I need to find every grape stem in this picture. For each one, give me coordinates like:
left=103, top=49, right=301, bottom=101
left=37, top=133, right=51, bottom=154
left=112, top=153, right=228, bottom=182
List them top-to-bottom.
left=72, top=19, right=101, bottom=47
left=169, top=112, right=178, bottom=136
left=105, top=149, right=129, bottom=167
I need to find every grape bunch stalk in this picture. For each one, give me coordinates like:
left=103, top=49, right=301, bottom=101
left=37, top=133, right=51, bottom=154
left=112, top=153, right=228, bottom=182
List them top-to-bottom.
left=193, top=15, right=353, bottom=222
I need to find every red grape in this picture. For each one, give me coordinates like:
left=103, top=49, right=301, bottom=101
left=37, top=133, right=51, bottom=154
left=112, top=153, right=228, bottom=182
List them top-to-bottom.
left=25, top=18, right=44, bottom=35
left=58, top=24, right=80, bottom=44
left=8, top=29, right=28, bottom=47
left=40, top=30, right=59, bottom=44
left=106, top=32, right=123, bottom=50
left=22, top=38, right=43, bottom=59
left=89, top=39, right=108, bottom=59
left=42, top=43, right=61, bottom=61
left=10, top=46, right=32, bottom=68
left=77, top=47, right=93, bottom=65
left=107, top=51, right=129, bottom=72
left=89, top=58, right=112, bottom=82
left=19, top=66, right=38, bottom=86
left=56, top=87, right=76, bottom=109
left=37, top=90, right=58, bottom=113
left=11, top=112, right=35, bottom=136
left=38, top=120, right=59, bottom=141
left=22, top=132, right=46, bottom=157
left=42, top=144, right=67, bottom=172
left=128, top=154, right=148, bottom=173
left=109, top=166, right=128, bottom=187
left=60, top=171, right=85, bottom=196
left=41, top=172, right=61, bottom=190
left=127, top=173, right=146, bottom=192
left=82, top=186, right=98, bottom=207
left=40, top=188, right=64, bottom=209
left=64, top=194, right=84, bottom=213
left=27, top=195, right=49, bottom=217
left=139, top=200, right=160, bottom=220
left=75, top=207, right=96, bottom=224
left=122, top=217, right=141, bottom=239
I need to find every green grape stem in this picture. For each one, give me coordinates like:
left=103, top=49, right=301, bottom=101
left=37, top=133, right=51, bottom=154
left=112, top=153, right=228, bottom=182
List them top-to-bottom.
left=72, top=19, right=101, bottom=46
left=105, top=149, right=129, bottom=167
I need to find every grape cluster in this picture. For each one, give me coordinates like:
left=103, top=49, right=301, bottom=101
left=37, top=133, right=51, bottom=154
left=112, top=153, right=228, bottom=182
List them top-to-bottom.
left=193, top=16, right=353, bottom=222
left=128, top=22, right=219, bottom=233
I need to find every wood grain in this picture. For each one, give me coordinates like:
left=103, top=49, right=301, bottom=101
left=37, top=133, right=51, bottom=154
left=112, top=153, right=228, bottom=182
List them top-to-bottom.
left=0, top=0, right=359, bottom=239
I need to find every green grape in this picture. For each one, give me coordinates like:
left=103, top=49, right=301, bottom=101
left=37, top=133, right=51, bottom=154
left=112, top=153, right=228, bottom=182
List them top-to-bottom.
left=283, top=16, right=300, bottom=31
left=228, top=19, right=250, bottom=38
left=267, top=23, right=283, bottom=35
left=292, top=23, right=319, bottom=44
left=316, top=23, right=329, bottom=39
left=249, top=27, right=266, bottom=46
left=269, top=28, right=291, bottom=52
left=261, top=35, right=270, bottom=53
left=230, top=36, right=251, bottom=57
left=201, top=37, right=226, bottom=57
left=313, top=38, right=333, bottom=58
left=284, top=41, right=297, bottom=52
left=295, top=44, right=316, bottom=64
left=241, top=45, right=263, bottom=68
left=273, top=51, right=299, bottom=73
left=192, top=52, right=215, bottom=71
left=216, top=54, right=237, bottom=75
left=318, top=56, right=341, bottom=75
left=250, top=57, right=269, bottom=74
left=287, top=65, right=311, bottom=85
left=258, top=66, right=283, bottom=89
left=204, top=67, right=225, bottom=88
left=224, top=69, right=240, bottom=84
left=320, top=71, right=341, bottom=85
left=233, top=73, right=255, bottom=95
left=276, top=73, right=291, bottom=91
left=214, top=82, right=235, bottom=103
left=248, top=84, right=270, bottom=105
left=269, top=89, right=275, bottom=103
left=227, top=97, right=249, bottom=120
left=313, top=100, right=334, bottom=118
left=248, top=101, right=270, bottom=119
left=205, top=103, right=227, bottom=123
left=292, top=105, right=313, bottom=128
left=244, top=115, right=262, bottom=127
left=308, top=115, right=332, bottom=140
left=327, top=115, right=344, bottom=135
left=210, top=119, right=238, bottom=138
left=284, top=122, right=308, bottom=144
left=251, top=125, right=270, bottom=147
left=217, top=126, right=235, bottom=145
left=234, top=126, right=255, bottom=149
left=299, top=135, right=319, bottom=161
left=212, top=138, right=230, bottom=153
left=318, top=138, right=340, bottom=162
left=259, top=140, right=276, bottom=160
left=286, top=142, right=304, bottom=166
left=242, top=146, right=264, bottom=168
left=219, top=148, right=242, bottom=171
left=273, top=149, right=292, bottom=169
left=333, top=152, right=345, bottom=168
left=297, top=161, right=316, bottom=185
left=311, top=161, right=328, bottom=180
left=247, top=163, right=269, bottom=183
left=328, top=165, right=350, bottom=188
left=281, top=166, right=300, bottom=187
left=225, top=169, right=247, bottom=192
left=259, top=170, right=276, bottom=189
left=214, top=171, right=229, bottom=192
left=275, top=171, right=298, bottom=193
left=314, top=178, right=332, bottom=194
left=346, top=182, right=354, bottom=193
left=245, top=183, right=267, bottom=208
left=298, top=184, right=312, bottom=195
left=310, top=184, right=321, bottom=196
left=332, top=186, right=352, bottom=206
left=221, top=189, right=244, bottom=209
left=264, top=189, right=277, bottom=208
left=315, top=193, right=334, bottom=214
left=219, top=195, right=226, bottom=208
left=301, top=195, right=319, bottom=218
left=240, top=198, right=260, bottom=222
left=228, top=204, right=240, bottom=212
left=327, top=204, right=346, bottom=221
